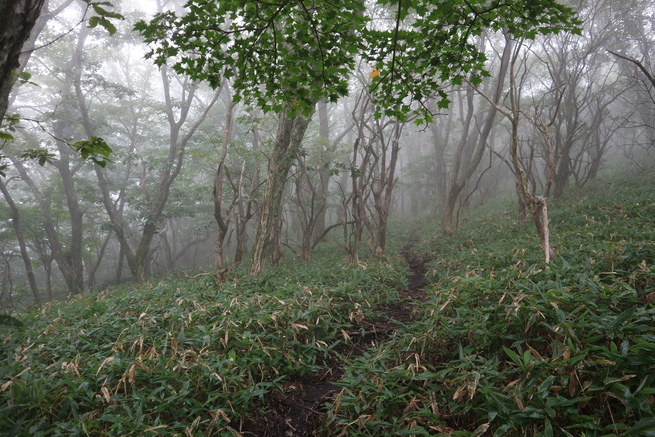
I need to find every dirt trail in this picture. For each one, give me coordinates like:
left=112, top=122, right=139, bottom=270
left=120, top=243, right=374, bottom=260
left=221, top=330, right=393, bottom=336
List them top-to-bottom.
left=242, top=244, right=427, bottom=436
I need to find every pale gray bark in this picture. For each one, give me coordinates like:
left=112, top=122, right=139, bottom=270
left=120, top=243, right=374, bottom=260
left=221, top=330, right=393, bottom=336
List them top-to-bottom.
left=441, top=33, right=513, bottom=236
left=214, top=99, right=237, bottom=272
left=249, top=106, right=315, bottom=275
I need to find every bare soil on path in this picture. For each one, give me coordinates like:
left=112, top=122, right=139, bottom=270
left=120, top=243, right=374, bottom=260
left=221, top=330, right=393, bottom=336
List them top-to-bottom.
left=241, top=243, right=428, bottom=436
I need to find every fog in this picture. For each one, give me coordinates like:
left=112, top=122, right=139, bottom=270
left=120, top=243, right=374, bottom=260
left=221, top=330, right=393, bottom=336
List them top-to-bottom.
left=1, top=0, right=654, bottom=308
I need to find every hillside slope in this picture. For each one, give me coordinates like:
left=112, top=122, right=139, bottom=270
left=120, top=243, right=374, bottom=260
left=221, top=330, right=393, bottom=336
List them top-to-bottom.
left=2, top=164, right=655, bottom=436
left=326, top=165, right=655, bottom=436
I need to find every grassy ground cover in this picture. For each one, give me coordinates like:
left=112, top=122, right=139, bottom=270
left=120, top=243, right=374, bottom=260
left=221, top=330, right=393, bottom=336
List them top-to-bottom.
left=2, top=164, right=655, bottom=436
left=324, top=166, right=655, bottom=436
left=0, top=255, right=407, bottom=436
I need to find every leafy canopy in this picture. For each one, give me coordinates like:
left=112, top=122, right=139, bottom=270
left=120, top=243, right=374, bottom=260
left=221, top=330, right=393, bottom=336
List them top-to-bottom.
left=135, top=0, right=581, bottom=120
left=135, top=0, right=368, bottom=115
left=367, top=0, right=582, bottom=119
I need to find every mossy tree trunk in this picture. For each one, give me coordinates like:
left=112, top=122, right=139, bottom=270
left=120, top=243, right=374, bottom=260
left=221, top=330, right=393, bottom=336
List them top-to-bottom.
left=214, top=99, right=237, bottom=272
left=249, top=105, right=315, bottom=276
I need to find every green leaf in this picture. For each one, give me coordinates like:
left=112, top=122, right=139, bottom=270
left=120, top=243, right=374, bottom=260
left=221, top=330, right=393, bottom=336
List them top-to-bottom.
left=86, top=1, right=124, bottom=35
left=71, top=136, right=113, bottom=166
left=20, top=149, right=57, bottom=166
left=611, top=307, right=636, bottom=328
left=503, top=346, right=522, bottom=366
left=625, top=417, right=655, bottom=435
left=543, top=419, right=554, bottom=437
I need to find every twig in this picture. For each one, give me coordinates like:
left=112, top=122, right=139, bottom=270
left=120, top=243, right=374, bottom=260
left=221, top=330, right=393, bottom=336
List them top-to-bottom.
left=183, top=271, right=213, bottom=279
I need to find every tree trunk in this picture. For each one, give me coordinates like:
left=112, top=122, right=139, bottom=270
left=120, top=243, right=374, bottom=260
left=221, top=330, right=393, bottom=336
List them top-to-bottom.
left=0, top=0, right=45, bottom=124
left=441, top=34, right=513, bottom=236
left=506, top=51, right=555, bottom=263
left=90, top=62, right=219, bottom=283
left=214, top=100, right=237, bottom=271
left=312, top=100, right=331, bottom=243
left=249, top=105, right=315, bottom=275
left=430, top=108, right=453, bottom=210
left=371, top=122, right=402, bottom=256
left=53, top=149, right=85, bottom=294
left=552, top=150, right=571, bottom=199
left=10, top=155, right=84, bottom=295
left=233, top=161, right=258, bottom=265
left=0, top=178, right=41, bottom=304
left=441, top=179, right=462, bottom=237
left=87, top=232, right=112, bottom=290
left=114, top=244, right=125, bottom=284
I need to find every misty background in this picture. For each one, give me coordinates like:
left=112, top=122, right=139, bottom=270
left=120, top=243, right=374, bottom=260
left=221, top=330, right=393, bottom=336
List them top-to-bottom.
left=1, top=0, right=653, bottom=309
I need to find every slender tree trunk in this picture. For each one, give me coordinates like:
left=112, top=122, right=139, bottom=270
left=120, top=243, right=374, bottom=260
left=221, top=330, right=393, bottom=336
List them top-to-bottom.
left=441, top=34, right=513, bottom=236
left=506, top=51, right=555, bottom=263
left=90, top=64, right=219, bottom=282
left=441, top=86, right=477, bottom=237
left=344, top=91, right=374, bottom=264
left=214, top=100, right=237, bottom=271
left=312, top=100, right=331, bottom=243
left=249, top=105, right=315, bottom=275
left=431, top=108, right=453, bottom=210
left=551, top=111, right=575, bottom=199
left=371, top=122, right=402, bottom=256
left=9, top=150, right=84, bottom=295
left=53, top=151, right=85, bottom=294
left=233, top=161, right=258, bottom=265
left=293, top=174, right=313, bottom=261
left=0, top=178, right=41, bottom=304
left=515, top=178, right=528, bottom=224
left=234, top=212, right=248, bottom=265
left=87, top=232, right=112, bottom=289
left=114, top=245, right=125, bottom=284
left=45, top=260, right=52, bottom=300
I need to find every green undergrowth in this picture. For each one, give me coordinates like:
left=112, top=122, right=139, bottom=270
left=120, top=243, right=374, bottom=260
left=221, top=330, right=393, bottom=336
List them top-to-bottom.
left=325, top=167, right=655, bottom=436
left=0, top=255, right=407, bottom=436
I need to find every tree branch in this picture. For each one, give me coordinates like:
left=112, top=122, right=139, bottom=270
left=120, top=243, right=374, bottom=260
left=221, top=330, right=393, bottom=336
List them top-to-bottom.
left=607, top=50, right=655, bottom=89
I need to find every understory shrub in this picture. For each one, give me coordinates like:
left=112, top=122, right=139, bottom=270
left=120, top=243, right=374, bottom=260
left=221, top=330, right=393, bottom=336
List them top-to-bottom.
left=0, top=256, right=406, bottom=436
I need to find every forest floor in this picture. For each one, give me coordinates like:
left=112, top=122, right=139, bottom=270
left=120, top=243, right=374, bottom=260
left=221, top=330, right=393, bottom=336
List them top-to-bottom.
left=6, top=166, right=655, bottom=435
left=242, top=241, right=428, bottom=436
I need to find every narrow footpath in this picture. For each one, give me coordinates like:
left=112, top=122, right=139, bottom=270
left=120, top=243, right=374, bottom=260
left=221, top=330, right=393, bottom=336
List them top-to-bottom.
left=242, top=242, right=428, bottom=436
